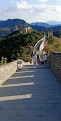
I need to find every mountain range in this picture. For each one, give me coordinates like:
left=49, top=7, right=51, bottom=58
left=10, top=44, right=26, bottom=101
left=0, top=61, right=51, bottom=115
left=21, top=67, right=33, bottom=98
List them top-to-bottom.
left=0, top=19, right=61, bottom=39
left=0, top=19, right=28, bottom=39
left=0, top=19, right=28, bottom=28
left=31, top=21, right=61, bottom=28
left=47, top=21, right=61, bottom=25
left=31, top=22, right=54, bottom=28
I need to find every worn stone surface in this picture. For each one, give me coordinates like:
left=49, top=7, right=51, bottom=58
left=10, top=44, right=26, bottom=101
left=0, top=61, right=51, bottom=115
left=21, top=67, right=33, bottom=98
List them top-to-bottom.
left=48, top=52, right=61, bottom=81
left=0, top=64, right=61, bottom=121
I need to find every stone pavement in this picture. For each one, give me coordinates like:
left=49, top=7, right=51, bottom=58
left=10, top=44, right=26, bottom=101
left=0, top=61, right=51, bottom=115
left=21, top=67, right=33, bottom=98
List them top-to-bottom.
left=0, top=64, right=61, bottom=121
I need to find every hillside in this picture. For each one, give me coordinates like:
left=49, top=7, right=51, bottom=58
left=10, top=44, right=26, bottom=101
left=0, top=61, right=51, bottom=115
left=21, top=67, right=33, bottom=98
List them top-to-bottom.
left=0, top=19, right=28, bottom=38
left=31, top=25, right=61, bottom=33
left=31, top=25, right=46, bottom=32
left=49, top=25, right=61, bottom=32
left=0, top=27, right=10, bottom=39
left=0, top=30, right=43, bottom=62
left=53, top=30, right=61, bottom=38
left=44, top=36, right=61, bottom=56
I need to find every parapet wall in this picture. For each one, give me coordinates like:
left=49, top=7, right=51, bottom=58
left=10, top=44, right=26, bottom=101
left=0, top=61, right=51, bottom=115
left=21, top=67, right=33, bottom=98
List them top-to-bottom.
left=33, top=37, right=45, bottom=55
left=39, top=38, right=45, bottom=51
left=49, top=52, right=61, bottom=81
left=0, top=59, right=25, bottom=85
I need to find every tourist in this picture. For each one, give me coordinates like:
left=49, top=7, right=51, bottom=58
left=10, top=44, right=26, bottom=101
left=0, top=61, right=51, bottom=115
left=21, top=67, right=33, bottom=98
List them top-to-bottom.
left=44, top=54, right=47, bottom=65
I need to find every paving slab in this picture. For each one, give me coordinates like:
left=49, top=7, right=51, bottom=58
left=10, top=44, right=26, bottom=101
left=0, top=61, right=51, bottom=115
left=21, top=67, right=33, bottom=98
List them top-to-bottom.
left=0, top=64, right=61, bottom=121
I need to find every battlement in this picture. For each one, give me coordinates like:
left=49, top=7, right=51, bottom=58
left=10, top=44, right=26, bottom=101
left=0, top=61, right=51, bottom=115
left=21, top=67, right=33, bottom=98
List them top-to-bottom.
left=44, top=30, right=53, bottom=38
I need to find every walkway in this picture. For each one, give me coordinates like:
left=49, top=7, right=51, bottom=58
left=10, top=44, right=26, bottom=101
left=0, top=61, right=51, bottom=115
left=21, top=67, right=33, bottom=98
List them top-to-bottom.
left=0, top=65, right=61, bottom=121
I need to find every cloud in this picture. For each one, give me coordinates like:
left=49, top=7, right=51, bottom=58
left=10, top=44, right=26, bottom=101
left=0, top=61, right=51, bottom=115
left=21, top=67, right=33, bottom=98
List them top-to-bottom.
left=0, top=0, right=61, bottom=23
left=39, top=0, right=47, bottom=2
left=55, top=0, right=61, bottom=1
left=15, top=1, right=61, bottom=22
left=16, top=1, right=32, bottom=9
left=16, top=1, right=52, bottom=10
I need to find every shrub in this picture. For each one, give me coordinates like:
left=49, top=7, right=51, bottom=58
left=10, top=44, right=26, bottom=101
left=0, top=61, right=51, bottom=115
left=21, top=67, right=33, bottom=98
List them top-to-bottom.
left=48, top=35, right=54, bottom=44
left=0, top=57, right=7, bottom=65
left=1, top=57, right=4, bottom=65
left=4, top=57, right=8, bottom=64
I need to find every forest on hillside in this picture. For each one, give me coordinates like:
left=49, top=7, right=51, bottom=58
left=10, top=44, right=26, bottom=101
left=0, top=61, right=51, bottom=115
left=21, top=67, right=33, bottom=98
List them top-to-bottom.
left=0, top=30, right=43, bottom=62
left=53, top=30, right=61, bottom=38
left=44, top=35, right=61, bottom=56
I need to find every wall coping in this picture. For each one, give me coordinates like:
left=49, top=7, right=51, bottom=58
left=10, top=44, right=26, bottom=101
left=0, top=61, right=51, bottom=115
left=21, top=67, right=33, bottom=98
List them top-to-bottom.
left=51, top=52, right=61, bottom=54
left=0, top=59, right=24, bottom=69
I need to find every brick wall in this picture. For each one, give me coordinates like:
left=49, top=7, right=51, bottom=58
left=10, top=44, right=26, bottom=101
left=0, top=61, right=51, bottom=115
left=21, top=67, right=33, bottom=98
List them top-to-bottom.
left=48, top=52, right=61, bottom=81
left=0, top=59, right=25, bottom=85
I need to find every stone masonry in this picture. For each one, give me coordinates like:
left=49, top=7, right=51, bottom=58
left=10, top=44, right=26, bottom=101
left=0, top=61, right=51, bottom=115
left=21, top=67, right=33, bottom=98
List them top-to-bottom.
left=48, top=52, right=61, bottom=81
left=0, top=59, right=25, bottom=85
left=0, top=64, right=61, bottom=121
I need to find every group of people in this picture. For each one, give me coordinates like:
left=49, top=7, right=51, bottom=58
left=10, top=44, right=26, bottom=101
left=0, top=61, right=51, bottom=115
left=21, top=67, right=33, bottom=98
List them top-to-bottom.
left=32, top=54, right=47, bottom=65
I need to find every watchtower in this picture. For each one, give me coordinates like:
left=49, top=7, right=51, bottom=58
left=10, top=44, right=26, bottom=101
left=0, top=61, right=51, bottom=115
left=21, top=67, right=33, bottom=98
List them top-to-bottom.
left=24, top=27, right=32, bottom=34
left=44, top=30, right=53, bottom=39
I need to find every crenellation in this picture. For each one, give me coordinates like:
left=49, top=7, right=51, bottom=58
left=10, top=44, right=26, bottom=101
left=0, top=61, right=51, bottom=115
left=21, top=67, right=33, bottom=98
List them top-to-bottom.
left=44, top=30, right=53, bottom=39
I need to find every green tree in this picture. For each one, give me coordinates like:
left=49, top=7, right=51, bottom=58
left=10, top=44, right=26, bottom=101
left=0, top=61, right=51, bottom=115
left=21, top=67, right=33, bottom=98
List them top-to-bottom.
left=48, top=35, right=54, bottom=44
left=0, top=57, right=7, bottom=65
left=1, top=57, right=4, bottom=65
left=4, top=57, right=7, bottom=64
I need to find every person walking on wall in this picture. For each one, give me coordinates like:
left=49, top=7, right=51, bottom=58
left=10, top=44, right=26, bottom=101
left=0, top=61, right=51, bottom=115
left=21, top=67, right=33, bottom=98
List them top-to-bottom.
left=44, top=54, right=47, bottom=65
left=33, top=55, right=36, bottom=65
left=35, top=55, right=37, bottom=65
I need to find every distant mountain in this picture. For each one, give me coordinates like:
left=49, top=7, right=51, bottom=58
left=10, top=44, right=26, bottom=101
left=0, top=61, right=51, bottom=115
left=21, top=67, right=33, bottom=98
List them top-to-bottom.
left=0, top=19, right=28, bottom=38
left=0, top=19, right=61, bottom=39
left=0, top=19, right=28, bottom=28
left=30, top=21, right=61, bottom=28
left=47, top=21, right=61, bottom=25
left=30, top=22, right=56, bottom=28
left=30, top=22, right=51, bottom=28
left=31, top=25, right=47, bottom=32
left=31, top=25, right=61, bottom=33
left=49, top=25, right=61, bottom=32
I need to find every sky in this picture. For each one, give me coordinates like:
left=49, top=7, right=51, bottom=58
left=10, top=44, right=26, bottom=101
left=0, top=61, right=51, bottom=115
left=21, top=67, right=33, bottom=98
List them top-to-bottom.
left=0, top=0, right=61, bottom=23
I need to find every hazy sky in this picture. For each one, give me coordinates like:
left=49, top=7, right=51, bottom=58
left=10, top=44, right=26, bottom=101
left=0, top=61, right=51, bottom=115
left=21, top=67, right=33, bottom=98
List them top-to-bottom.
left=0, top=0, right=61, bottom=23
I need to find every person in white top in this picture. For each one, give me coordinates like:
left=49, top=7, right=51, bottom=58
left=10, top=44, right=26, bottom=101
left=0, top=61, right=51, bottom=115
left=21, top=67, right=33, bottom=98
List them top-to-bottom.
left=44, top=54, right=47, bottom=65
left=33, top=55, right=38, bottom=65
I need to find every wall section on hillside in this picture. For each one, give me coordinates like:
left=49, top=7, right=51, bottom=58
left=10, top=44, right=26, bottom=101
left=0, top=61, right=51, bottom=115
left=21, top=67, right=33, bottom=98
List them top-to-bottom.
left=33, top=37, right=45, bottom=55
